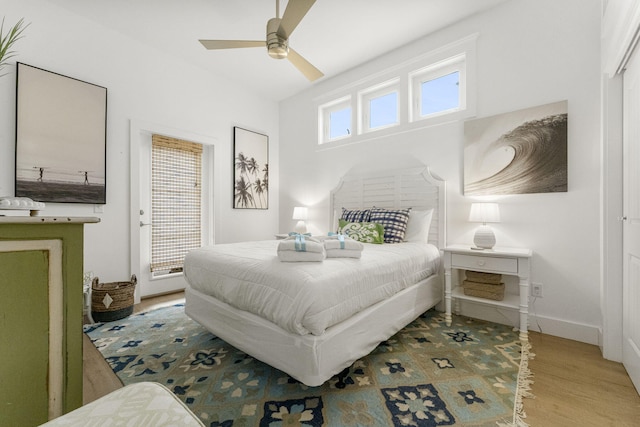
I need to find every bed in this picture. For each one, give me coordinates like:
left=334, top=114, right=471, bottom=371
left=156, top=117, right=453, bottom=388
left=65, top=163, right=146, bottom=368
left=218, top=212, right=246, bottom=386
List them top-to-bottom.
left=184, top=166, right=446, bottom=386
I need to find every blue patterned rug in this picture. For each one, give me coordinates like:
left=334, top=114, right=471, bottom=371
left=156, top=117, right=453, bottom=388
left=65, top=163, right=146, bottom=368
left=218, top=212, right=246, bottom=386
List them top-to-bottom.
left=84, top=304, right=532, bottom=426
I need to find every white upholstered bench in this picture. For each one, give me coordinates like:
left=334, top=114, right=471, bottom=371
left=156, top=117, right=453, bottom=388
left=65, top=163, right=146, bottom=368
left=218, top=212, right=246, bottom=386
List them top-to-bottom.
left=40, top=382, right=204, bottom=426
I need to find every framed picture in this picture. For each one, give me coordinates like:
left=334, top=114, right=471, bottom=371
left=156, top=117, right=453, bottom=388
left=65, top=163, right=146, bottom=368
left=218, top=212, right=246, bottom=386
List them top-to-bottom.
left=15, top=63, right=107, bottom=204
left=464, top=100, right=567, bottom=196
left=233, top=126, right=269, bottom=209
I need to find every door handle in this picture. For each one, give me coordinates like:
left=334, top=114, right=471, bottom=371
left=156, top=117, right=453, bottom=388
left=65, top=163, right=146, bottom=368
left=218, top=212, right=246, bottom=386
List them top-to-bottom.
left=618, top=216, right=628, bottom=221
left=140, top=221, right=151, bottom=227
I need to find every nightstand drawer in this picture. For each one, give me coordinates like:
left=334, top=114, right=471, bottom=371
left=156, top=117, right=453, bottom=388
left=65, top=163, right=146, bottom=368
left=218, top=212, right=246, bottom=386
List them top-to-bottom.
left=451, top=253, right=518, bottom=274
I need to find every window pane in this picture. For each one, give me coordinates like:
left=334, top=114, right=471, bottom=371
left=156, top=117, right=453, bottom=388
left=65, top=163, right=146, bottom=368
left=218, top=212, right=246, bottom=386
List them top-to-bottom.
left=421, top=71, right=459, bottom=116
left=370, top=92, right=398, bottom=129
left=329, top=107, right=351, bottom=139
left=151, top=135, right=202, bottom=273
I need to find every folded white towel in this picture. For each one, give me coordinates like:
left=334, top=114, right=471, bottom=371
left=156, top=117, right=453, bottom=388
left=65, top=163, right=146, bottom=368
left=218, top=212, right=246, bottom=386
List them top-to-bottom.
left=277, top=234, right=325, bottom=262
left=323, top=234, right=364, bottom=258
left=278, top=235, right=324, bottom=253
left=323, top=236, right=364, bottom=251
left=325, top=248, right=362, bottom=259
left=278, top=250, right=325, bottom=262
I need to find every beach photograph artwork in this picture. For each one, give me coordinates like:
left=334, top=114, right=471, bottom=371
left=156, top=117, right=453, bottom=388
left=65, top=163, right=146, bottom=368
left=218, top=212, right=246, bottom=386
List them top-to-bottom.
left=15, top=63, right=107, bottom=204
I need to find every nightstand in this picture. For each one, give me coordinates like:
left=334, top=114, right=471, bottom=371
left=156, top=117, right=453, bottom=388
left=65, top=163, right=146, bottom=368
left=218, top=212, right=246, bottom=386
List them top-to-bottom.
left=443, top=244, right=533, bottom=341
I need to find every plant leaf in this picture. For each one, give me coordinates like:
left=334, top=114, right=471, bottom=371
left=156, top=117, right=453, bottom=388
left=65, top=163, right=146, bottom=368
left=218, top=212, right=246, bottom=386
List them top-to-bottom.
left=0, top=17, right=29, bottom=73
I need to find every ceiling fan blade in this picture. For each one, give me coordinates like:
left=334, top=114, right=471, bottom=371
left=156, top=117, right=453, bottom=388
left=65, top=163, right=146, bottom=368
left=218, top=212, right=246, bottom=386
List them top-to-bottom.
left=277, top=0, right=316, bottom=39
left=199, top=40, right=265, bottom=50
left=287, top=47, right=323, bottom=81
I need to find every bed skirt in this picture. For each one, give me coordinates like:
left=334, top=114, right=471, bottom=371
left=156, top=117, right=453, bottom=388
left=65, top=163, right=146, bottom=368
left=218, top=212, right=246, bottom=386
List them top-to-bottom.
left=185, top=272, right=443, bottom=387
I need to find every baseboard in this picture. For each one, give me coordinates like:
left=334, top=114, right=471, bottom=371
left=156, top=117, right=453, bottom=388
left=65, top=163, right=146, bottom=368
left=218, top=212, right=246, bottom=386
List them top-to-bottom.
left=454, top=300, right=600, bottom=346
left=527, top=313, right=600, bottom=345
left=598, top=327, right=604, bottom=354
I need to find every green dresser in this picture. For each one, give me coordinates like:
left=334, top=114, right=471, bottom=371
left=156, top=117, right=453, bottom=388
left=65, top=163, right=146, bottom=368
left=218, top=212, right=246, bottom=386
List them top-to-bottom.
left=0, top=217, right=99, bottom=426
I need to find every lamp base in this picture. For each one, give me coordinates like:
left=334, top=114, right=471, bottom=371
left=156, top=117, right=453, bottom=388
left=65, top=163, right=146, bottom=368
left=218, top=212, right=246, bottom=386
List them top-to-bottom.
left=294, top=221, right=307, bottom=234
left=473, top=225, right=496, bottom=249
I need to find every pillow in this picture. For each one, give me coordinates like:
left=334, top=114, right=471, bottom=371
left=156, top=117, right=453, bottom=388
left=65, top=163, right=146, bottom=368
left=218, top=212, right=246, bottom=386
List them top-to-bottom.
left=340, top=207, right=371, bottom=223
left=369, top=207, right=412, bottom=244
left=403, top=209, right=434, bottom=243
left=337, top=219, right=384, bottom=244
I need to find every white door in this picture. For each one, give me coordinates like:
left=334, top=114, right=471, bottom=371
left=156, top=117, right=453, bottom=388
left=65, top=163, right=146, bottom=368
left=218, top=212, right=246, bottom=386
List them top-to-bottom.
left=622, top=48, right=640, bottom=394
left=130, top=121, right=215, bottom=300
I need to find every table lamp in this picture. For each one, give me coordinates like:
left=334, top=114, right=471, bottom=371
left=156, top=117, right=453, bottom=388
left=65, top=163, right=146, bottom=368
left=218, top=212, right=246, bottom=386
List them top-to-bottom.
left=469, top=202, right=500, bottom=249
left=292, top=207, right=308, bottom=234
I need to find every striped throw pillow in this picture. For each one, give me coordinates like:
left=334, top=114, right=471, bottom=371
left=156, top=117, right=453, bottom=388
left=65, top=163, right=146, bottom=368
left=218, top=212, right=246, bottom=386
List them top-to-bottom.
left=340, top=207, right=371, bottom=223
left=369, top=207, right=412, bottom=243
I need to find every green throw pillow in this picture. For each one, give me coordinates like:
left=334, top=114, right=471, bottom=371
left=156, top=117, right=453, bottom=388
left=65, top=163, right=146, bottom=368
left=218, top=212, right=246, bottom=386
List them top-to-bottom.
left=338, top=219, right=384, bottom=244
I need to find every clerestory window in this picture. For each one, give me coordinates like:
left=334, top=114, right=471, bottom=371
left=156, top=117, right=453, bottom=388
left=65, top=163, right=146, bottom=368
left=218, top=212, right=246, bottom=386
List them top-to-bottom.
left=316, top=35, right=475, bottom=146
left=409, top=54, right=465, bottom=122
left=360, top=79, right=400, bottom=133
left=319, top=96, right=352, bottom=143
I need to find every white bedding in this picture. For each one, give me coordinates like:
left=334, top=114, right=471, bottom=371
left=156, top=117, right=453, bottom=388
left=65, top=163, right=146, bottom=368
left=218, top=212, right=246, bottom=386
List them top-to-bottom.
left=183, top=240, right=441, bottom=336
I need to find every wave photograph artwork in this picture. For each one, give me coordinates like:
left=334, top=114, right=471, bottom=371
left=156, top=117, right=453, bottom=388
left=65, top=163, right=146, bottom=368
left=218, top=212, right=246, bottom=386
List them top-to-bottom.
left=464, top=101, right=568, bottom=196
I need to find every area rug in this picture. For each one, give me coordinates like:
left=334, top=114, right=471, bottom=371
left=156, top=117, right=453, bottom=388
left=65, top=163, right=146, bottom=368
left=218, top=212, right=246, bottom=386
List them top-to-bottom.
left=84, top=304, right=533, bottom=427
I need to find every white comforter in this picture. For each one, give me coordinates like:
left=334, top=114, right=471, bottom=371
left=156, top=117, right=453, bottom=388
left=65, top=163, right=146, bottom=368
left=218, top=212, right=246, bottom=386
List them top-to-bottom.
left=183, top=240, right=440, bottom=336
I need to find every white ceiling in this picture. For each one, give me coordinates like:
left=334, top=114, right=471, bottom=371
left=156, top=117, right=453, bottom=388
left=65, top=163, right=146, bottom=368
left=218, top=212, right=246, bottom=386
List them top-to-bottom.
left=47, top=0, right=509, bottom=101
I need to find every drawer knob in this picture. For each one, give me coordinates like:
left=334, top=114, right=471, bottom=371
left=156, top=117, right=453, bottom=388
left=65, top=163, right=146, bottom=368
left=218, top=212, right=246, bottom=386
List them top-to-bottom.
left=477, top=260, right=486, bottom=266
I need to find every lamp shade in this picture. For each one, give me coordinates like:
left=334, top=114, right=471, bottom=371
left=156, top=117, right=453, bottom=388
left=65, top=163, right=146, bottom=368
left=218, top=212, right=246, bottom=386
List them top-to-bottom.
left=468, top=203, right=500, bottom=224
left=292, top=207, right=308, bottom=220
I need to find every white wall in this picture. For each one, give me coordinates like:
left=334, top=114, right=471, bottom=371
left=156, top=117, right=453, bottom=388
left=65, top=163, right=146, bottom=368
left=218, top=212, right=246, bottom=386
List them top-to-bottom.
left=0, top=0, right=279, bottom=283
left=279, top=0, right=603, bottom=344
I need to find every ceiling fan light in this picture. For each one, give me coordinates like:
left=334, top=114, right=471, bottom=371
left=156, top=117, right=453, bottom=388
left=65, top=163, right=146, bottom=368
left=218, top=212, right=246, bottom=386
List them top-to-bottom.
left=268, top=42, right=288, bottom=59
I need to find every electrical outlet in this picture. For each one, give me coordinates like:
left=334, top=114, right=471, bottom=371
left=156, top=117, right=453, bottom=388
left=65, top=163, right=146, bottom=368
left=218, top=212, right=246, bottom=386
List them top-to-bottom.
left=531, top=283, right=543, bottom=298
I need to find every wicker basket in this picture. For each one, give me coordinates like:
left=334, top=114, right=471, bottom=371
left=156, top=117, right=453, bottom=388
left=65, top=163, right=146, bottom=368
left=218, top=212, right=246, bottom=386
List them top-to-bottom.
left=465, top=270, right=502, bottom=284
left=91, top=275, right=136, bottom=322
left=462, top=280, right=505, bottom=301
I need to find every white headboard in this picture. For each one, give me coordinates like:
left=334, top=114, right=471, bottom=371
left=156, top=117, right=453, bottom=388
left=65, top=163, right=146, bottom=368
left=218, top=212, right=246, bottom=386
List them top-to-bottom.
left=329, top=167, right=446, bottom=248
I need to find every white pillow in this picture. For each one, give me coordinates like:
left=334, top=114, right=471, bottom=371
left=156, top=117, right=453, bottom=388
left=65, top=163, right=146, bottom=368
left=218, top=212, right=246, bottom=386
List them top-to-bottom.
left=403, top=209, right=434, bottom=243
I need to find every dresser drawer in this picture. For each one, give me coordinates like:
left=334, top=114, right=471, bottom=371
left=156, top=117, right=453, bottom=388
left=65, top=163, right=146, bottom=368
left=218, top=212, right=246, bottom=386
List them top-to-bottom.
left=451, top=253, right=518, bottom=274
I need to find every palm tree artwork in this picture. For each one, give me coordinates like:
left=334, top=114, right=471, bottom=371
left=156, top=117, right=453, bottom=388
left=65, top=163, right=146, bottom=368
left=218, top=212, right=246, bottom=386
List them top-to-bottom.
left=234, top=127, right=269, bottom=209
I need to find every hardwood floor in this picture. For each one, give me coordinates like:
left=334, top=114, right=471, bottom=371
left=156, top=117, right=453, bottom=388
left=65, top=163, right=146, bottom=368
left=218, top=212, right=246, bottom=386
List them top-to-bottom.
left=83, top=292, right=640, bottom=425
left=526, top=332, right=640, bottom=426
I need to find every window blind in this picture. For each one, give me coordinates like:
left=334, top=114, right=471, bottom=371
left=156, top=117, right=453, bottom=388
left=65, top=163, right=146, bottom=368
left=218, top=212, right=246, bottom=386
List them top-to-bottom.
left=150, top=134, right=202, bottom=273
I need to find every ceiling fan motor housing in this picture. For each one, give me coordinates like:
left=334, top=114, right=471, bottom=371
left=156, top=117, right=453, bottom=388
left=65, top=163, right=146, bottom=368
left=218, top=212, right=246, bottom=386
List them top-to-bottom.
left=266, top=17, right=288, bottom=59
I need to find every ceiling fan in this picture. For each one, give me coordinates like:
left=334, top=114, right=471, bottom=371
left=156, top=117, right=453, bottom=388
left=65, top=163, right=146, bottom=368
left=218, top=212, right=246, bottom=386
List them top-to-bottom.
left=199, top=0, right=324, bottom=82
